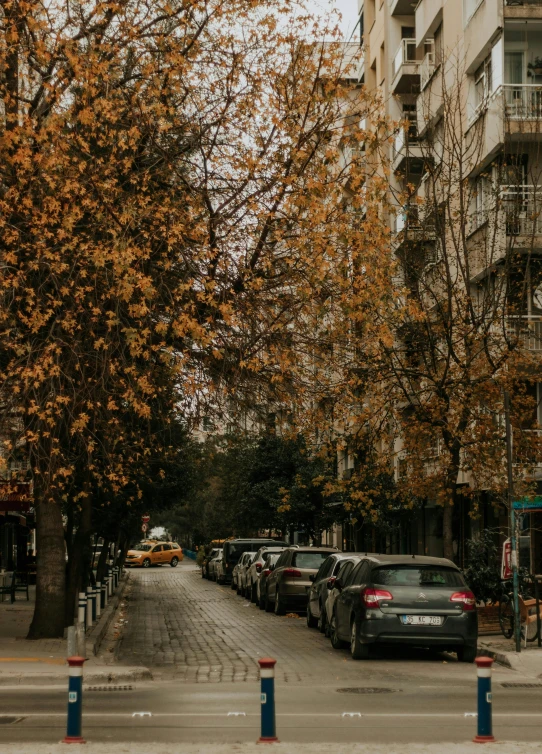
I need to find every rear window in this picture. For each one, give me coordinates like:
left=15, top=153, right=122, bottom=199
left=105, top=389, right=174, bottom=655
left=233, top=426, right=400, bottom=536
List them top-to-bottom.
left=224, top=541, right=287, bottom=563
left=292, top=552, right=331, bottom=570
left=372, top=566, right=465, bottom=588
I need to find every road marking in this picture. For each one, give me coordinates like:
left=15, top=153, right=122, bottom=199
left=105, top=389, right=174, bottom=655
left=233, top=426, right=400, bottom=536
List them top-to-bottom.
left=5, top=712, right=542, bottom=719
left=131, top=712, right=152, bottom=717
left=227, top=712, right=246, bottom=717
left=341, top=712, right=362, bottom=718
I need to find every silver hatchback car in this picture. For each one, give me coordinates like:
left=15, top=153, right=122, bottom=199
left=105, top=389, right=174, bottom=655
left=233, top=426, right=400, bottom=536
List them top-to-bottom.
left=265, top=547, right=338, bottom=615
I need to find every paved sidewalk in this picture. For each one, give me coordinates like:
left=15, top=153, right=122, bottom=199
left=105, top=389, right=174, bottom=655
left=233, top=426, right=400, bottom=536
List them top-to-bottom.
left=0, top=577, right=150, bottom=685
left=479, top=634, right=542, bottom=677
left=4, top=743, right=540, bottom=754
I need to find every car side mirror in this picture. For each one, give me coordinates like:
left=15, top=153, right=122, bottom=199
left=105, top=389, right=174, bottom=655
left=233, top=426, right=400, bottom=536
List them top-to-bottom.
left=309, top=574, right=316, bottom=582
left=326, top=577, right=337, bottom=590
left=333, top=578, right=342, bottom=591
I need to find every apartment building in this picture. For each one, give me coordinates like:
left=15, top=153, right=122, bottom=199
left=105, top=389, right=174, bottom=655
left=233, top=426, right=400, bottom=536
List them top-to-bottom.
left=342, top=0, right=542, bottom=568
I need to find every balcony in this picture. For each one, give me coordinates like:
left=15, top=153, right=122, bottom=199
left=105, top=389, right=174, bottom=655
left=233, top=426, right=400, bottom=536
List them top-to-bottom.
left=389, top=0, right=417, bottom=13
left=391, top=39, right=420, bottom=95
left=420, top=41, right=436, bottom=91
left=503, top=84, right=542, bottom=120
left=392, top=127, right=424, bottom=172
left=501, top=185, right=542, bottom=236
left=393, top=205, right=437, bottom=247
left=506, top=316, right=542, bottom=351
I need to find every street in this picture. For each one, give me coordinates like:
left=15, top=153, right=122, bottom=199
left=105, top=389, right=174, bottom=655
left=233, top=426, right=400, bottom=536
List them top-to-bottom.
left=1, top=560, right=542, bottom=746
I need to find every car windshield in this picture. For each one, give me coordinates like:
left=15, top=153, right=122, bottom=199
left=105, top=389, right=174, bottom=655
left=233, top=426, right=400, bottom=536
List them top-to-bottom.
left=132, top=544, right=152, bottom=552
left=292, top=552, right=331, bottom=569
left=372, top=566, right=465, bottom=588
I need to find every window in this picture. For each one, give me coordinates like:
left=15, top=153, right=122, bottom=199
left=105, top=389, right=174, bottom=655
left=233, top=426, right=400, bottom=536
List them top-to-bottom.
left=474, top=55, right=492, bottom=113
left=403, top=104, right=418, bottom=143
left=473, top=174, right=491, bottom=228
left=163, top=544, right=172, bottom=551
left=152, top=545, right=163, bottom=553
left=292, top=552, right=330, bottom=569
left=316, top=556, right=334, bottom=580
left=332, top=559, right=344, bottom=576
left=352, top=560, right=371, bottom=586
left=338, top=561, right=355, bottom=585
left=347, top=561, right=364, bottom=586
left=372, top=566, right=466, bottom=587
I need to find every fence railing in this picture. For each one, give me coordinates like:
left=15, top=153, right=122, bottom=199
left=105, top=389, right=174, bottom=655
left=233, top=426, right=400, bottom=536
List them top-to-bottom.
left=392, top=39, right=417, bottom=79
left=420, top=43, right=435, bottom=90
left=503, top=84, right=542, bottom=120
left=501, top=185, right=542, bottom=235
left=506, top=316, right=542, bottom=352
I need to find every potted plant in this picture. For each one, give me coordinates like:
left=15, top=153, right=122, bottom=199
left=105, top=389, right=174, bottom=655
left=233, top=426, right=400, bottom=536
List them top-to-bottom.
left=528, top=57, right=542, bottom=76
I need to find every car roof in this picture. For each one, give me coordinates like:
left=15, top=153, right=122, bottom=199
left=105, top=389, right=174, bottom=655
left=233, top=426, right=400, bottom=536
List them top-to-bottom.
left=286, top=546, right=338, bottom=553
left=361, top=554, right=459, bottom=569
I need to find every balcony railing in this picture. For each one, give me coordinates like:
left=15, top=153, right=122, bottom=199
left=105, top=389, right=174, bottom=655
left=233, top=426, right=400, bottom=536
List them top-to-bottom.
left=505, top=1, right=542, bottom=6
left=392, top=39, right=417, bottom=79
left=420, top=45, right=436, bottom=91
left=503, top=84, right=542, bottom=119
left=501, top=185, right=542, bottom=235
left=506, top=316, right=542, bottom=351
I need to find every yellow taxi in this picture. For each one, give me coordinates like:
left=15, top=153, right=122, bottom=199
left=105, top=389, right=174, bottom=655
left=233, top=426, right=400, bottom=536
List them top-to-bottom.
left=125, top=541, right=184, bottom=568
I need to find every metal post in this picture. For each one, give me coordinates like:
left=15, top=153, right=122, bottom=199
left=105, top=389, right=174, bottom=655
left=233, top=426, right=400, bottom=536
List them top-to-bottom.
left=504, top=390, right=521, bottom=653
left=113, top=567, right=118, bottom=590
left=536, top=577, right=541, bottom=648
left=101, top=581, right=107, bottom=609
left=95, top=582, right=101, bottom=619
left=91, top=586, right=97, bottom=623
left=86, top=587, right=93, bottom=629
left=77, top=593, right=87, bottom=632
left=62, top=656, right=86, bottom=744
left=473, top=656, right=495, bottom=743
left=257, top=657, right=278, bottom=743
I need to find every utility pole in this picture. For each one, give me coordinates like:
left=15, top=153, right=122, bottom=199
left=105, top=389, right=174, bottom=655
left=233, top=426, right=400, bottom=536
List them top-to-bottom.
left=504, top=390, right=521, bottom=653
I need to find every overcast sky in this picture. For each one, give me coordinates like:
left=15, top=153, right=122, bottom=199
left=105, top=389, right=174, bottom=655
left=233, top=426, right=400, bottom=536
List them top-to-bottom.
left=308, top=0, right=359, bottom=40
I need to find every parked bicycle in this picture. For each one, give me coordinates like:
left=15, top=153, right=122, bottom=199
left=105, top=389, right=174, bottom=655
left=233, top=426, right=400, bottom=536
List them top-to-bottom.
left=498, top=574, right=541, bottom=643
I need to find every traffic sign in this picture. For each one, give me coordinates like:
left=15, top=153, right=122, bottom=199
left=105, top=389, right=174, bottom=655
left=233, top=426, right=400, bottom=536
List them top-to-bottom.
left=141, top=514, right=150, bottom=523
left=141, top=523, right=148, bottom=533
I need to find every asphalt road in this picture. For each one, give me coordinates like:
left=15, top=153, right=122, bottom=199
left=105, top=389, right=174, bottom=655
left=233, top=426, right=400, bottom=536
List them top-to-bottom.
left=1, top=561, right=541, bottom=745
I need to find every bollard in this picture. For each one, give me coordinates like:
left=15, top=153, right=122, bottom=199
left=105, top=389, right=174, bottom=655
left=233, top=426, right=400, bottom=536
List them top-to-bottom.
left=113, top=567, right=118, bottom=590
left=107, top=574, right=112, bottom=597
left=101, top=581, right=107, bottom=609
left=95, top=582, right=101, bottom=618
left=91, top=586, right=97, bottom=623
left=86, top=587, right=93, bottom=629
left=77, top=593, right=87, bottom=632
left=67, top=626, right=77, bottom=658
left=62, top=656, right=86, bottom=744
left=473, top=656, right=495, bottom=743
left=257, top=658, right=278, bottom=743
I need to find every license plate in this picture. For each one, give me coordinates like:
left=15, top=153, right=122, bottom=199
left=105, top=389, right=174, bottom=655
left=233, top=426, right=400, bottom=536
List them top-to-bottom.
left=402, top=615, right=443, bottom=626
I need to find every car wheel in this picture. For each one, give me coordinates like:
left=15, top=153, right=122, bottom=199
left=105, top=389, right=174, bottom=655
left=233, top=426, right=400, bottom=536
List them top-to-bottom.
left=170, top=557, right=178, bottom=568
left=142, top=558, right=151, bottom=568
left=201, top=567, right=206, bottom=578
left=231, top=578, right=237, bottom=590
left=236, top=582, right=242, bottom=595
left=251, top=583, right=258, bottom=603
left=259, top=590, right=266, bottom=610
left=274, top=590, right=285, bottom=616
left=265, top=592, right=273, bottom=612
left=306, top=602, right=318, bottom=628
left=318, top=605, right=327, bottom=634
left=330, top=609, right=344, bottom=650
left=350, top=621, right=370, bottom=660
left=457, top=645, right=477, bottom=663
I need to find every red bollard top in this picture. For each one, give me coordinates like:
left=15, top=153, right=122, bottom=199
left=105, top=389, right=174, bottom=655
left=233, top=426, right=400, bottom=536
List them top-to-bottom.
left=66, top=656, right=87, bottom=667
left=474, top=656, right=494, bottom=669
left=258, top=658, right=277, bottom=669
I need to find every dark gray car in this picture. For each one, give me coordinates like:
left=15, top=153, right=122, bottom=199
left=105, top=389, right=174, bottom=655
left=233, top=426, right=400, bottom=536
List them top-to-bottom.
left=306, top=552, right=362, bottom=634
left=329, top=554, right=478, bottom=662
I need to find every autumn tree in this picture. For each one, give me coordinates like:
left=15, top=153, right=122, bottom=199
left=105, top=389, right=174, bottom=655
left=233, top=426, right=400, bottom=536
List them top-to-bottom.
left=0, top=0, right=386, bottom=636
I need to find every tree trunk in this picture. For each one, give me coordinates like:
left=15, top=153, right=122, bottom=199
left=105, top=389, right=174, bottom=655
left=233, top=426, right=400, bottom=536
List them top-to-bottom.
left=27, top=499, right=66, bottom=639
left=442, top=503, right=454, bottom=561
left=96, top=538, right=111, bottom=583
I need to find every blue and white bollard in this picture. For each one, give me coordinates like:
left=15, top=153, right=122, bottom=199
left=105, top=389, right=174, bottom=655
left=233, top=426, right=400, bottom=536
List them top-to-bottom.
left=101, top=581, right=107, bottom=609
left=91, top=586, right=97, bottom=623
left=77, top=593, right=87, bottom=632
left=62, top=656, right=86, bottom=744
left=473, top=656, right=495, bottom=743
left=257, top=657, right=278, bottom=743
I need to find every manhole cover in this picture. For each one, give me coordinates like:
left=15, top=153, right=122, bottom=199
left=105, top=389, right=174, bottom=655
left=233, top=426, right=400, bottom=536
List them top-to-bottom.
left=501, top=683, right=542, bottom=689
left=336, top=687, right=397, bottom=694
left=0, top=717, right=23, bottom=725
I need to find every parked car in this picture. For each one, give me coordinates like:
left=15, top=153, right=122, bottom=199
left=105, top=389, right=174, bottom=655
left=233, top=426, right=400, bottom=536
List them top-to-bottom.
left=220, top=538, right=288, bottom=585
left=125, top=541, right=183, bottom=568
left=245, top=545, right=287, bottom=602
left=265, top=546, right=337, bottom=615
left=201, top=548, right=220, bottom=579
left=207, top=549, right=223, bottom=582
left=233, top=551, right=256, bottom=594
left=257, top=552, right=282, bottom=610
left=306, top=552, right=362, bottom=633
left=329, top=554, right=478, bottom=662
left=324, top=556, right=364, bottom=635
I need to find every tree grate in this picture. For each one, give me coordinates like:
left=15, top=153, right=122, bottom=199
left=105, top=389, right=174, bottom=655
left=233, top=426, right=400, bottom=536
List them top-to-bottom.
left=501, top=682, right=542, bottom=689
left=85, top=685, right=133, bottom=691
left=336, top=687, right=398, bottom=694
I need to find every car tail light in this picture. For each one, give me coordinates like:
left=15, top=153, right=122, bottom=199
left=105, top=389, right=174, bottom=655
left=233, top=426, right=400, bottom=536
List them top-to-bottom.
left=256, top=563, right=262, bottom=573
left=283, top=568, right=302, bottom=578
left=262, top=569, right=270, bottom=577
left=327, top=576, right=336, bottom=588
left=361, top=588, right=393, bottom=607
left=450, top=591, right=476, bottom=611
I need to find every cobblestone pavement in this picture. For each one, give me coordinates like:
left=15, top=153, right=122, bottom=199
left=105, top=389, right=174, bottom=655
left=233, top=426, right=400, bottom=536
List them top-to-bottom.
left=116, top=561, right=510, bottom=685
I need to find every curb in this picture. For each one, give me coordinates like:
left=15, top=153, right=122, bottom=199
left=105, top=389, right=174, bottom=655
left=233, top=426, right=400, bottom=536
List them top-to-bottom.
left=85, top=573, right=129, bottom=657
left=477, top=643, right=513, bottom=669
left=0, top=666, right=152, bottom=687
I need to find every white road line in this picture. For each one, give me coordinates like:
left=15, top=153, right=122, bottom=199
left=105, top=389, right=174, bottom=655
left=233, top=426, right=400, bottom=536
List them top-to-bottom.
left=4, top=712, right=542, bottom=719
